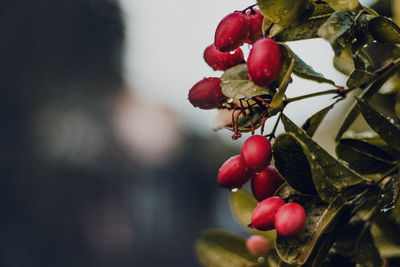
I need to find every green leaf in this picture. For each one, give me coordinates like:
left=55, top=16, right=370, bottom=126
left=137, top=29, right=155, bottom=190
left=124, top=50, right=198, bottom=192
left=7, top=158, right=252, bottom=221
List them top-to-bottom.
left=257, top=0, right=314, bottom=28
left=324, top=0, right=359, bottom=12
left=318, top=12, right=353, bottom=54
left=368, top=16, right=400, bottom=44
left=333, top=46, right=355, bottom=75
left=292, top=51, right=336, bottom=85
left=335, top=60, right=400, bottom=141
left=221, top=64, right=274, bottom=99
left=346, top=69, right=377, bottom=88
left=396, top=91, right=400, bottom=119
left=358, top=99, right=400, bottom=152
left=302, top=103, right=335, bottom=137
left=282, top=115, right=367, bottom=188
left=274, top=132, right=339, bottom=202
left=272, top=134, right=317, bottom=195
left=336, top=138, right=396, bottom=174
left=378, top=169, right=400, bottom=213
left=274, top=182, right=298, bottom=199
left=229, top=189, right=276, bottom=241
left=275, top=195, right=346, bottom=265
left=372, top=216, right=400, bottom=258
left=334, top=220, right=383, bottom=267
left=196, top=229, right=268, bottom=267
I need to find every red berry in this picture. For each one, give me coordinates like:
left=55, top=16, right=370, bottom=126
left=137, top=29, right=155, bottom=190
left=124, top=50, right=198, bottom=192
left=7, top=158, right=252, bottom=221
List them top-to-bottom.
left=245, top=9, right=264, bottom=44
left=214, top=11, right=249, bottom=52
left=247, top=38, right=282, bottom=87
left=204, top=44, right=244, bottom=71
left=188, top=77, right=226, bottom=109
left=241, top=135, right=272, bottom=172
left=218, top=155, right=252, bottom=189
left=251, top=166, right=284, bottom=202
left=251, top=196, right=285, bottom=230
left=275, top=203, right=307, bottom=236
left=246, top=235, right=271, bottom=257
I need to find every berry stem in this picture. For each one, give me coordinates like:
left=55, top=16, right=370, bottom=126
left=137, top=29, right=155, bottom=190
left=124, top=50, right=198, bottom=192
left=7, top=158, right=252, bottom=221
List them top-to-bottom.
left=285, top=87, right=356, bottom=104
left=265, top=112, right=282, bottom=141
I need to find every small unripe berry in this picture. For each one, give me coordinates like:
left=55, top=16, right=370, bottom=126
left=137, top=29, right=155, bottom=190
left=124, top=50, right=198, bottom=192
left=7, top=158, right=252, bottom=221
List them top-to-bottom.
left=245, top=9, right=264, bottom=44
left=214, top=11, right=249, bottom=52
left=247, top=38, right=282, bottom=87
left=203, top=44, right=245, bottom=71
left=188, top=77, right=226, bottom=109
left=241, top=135, right=272, bottom=172
left=218, top=155, right=252, bottom=189
left=251, top=166, right=284, bottom=202
left=251, top=196, right=285, bottom=230
left=275, top=203, right=307, bottom=236
left=246, top=235, right=271, bottom=257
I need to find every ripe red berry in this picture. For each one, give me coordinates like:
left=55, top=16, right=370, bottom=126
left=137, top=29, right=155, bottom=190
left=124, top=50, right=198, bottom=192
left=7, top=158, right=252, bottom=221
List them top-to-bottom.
left=245, top=9, right=264, bottom=44
left=214, top=11, right=249, bottom=52
left=247, top=38, right=282, bottom=87
left=203, top=44, right=244, bottom=71
left=188, top=77, right=226, bottom=109
left=241, top=135, right=272, bottom=172
left=218, top=155, right=252, bottom=189
left=251, top=166, right=284, bottom=202
left=251, top=196, right=285, bottom=230
left=275, top=203, right=307, bottom=236
left=246, top=235, right=271, bottom=257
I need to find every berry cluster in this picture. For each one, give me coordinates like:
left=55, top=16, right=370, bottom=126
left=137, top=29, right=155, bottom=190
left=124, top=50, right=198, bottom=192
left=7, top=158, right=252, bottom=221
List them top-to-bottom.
left=188, top=6, right=283, bottom=128
left=188, top=6, right=307, bottom=238
left=218, top=135, right=307, bottom=237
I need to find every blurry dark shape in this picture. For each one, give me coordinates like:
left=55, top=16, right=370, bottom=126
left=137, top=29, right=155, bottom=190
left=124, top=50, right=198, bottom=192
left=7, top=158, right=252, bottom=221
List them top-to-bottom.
left=0, top=1, right=241, bottom=266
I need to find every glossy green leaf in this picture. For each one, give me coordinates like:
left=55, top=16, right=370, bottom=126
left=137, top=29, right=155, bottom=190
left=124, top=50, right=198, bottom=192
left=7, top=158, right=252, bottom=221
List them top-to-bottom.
left=257, top=0, right=314, bottom=28
left=324, top=0, right=359, bottom=12
left=318, top=12, right=353, bottom=54
left=275, top=13, right=331, bottom=42
left=368, top=16, right=400, bottom=44
left=333, top=46, right=354, bottom=75
left=292, top=52, right=336, bottom=85
left=335, top=60, right=400, bottom=141
left=221, top=64, right=274, bottom=99
left=346, top=69, right=377, bottom=88
left=358, top=99, right=400, bottom=152
left=302, top=103, right=335, bottom=137
left=282, top=115, right=367, bottom=188
left=274, top=132, right=339, bottom=202
left=272, top=134, right=317, bottom=195
left=336, top=138, right=396, bottom=174
left=378, top=170, right=400, bottom=213
left=229, top=189, right=276, bottom=241
left=276, top=195, right=346, bottom=265
left=334, top=220, right=383, bottom=267
left=196, top=229, right=268, bottom=267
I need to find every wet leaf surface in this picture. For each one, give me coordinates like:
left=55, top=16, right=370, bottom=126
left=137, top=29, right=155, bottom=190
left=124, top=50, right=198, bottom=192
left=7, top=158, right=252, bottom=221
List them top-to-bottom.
left=257, top=0, right=314, bottom=28
left=368, top=16, right=400, bottom=44
left=221, top=64, right=274, bottom=99
left=346, top=69, right=377, bottom=88
left=358, top=99, right=400, bottom=152
left=282, top=115, right=366, bottom=189
left=273, top=134, right=317, bottom=195
left=336, top=138, right=396, bottom=174
left=378, top=169, right=400, bottom=213
left=275, top=196, right=346, bottom=265
left=196, top=229, right=269, bottom=267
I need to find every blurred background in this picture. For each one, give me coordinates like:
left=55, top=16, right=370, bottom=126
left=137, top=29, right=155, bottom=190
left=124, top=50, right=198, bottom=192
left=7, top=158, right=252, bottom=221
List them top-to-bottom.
left=0, top=0, right=391, bottom=266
